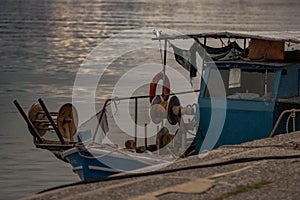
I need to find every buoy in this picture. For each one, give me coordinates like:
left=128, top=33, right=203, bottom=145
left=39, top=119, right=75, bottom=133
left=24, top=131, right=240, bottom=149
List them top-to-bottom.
left=149, top=72, right=170, bottom=103
left=149, top=95, right=167, bottom=124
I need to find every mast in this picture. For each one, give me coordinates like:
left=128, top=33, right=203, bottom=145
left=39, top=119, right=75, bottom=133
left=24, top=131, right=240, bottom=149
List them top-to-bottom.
left=162, top=39, right=168, bottom=99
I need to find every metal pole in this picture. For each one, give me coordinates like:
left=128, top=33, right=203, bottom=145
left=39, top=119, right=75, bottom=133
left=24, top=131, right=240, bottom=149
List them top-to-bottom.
left=202, top=37, right=207, bottom=67
left=243, top=38, right=247, bottom=57
left=162, top=39, right=168, bottom=99
left=264, top=70, right=268, bottom=97
left=88, top=89, right=199, bottom=144
left=38, top=98, right=65, bottom=144
left=134, top=98, right=138, bottom=145
left=92, top=99, right=110, bottom=144
left=13, top=100, right=43, bottom=143
left=269, top=108, right=300, bottom=137
left=144, top=123, right=147, bottom=149
left=157, top=125, right=160, bottom=154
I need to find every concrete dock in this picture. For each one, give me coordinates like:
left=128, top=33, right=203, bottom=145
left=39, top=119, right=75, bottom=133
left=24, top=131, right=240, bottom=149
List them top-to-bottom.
left=23, top=132, right=300, bottom=200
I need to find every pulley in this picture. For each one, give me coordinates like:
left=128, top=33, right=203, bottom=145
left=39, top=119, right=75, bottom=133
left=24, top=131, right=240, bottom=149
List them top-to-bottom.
left=149, top=95, right=167, bottom=124
left=167, top=96, right=181, bottom=125
left=167, top=96, right=195, bottom=125
left=28, top=103, right=48, bottom=136
left=57, top=103, right=78, bottom=139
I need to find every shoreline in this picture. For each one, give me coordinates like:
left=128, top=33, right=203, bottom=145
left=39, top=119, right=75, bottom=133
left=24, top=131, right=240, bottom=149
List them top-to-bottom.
left=23, top=131, right=300, bottom=200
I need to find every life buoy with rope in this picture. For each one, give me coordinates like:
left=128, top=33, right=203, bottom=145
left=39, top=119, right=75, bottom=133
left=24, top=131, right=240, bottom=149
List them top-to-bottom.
left=149, top=72, right=170, bottom=103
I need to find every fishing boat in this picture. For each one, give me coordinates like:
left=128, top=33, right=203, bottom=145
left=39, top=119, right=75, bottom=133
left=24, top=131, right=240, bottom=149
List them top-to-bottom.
left=14, top=31, right=300, bottom=181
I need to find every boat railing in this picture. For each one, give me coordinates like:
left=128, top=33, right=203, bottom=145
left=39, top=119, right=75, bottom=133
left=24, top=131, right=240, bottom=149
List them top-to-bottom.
left=14, top=89, right=200, bottom=152
left=93, top=89, right=200, bottom=145
left=14, top=99, right=77, bottom=153
left=269, top=108, right=300, bottom=137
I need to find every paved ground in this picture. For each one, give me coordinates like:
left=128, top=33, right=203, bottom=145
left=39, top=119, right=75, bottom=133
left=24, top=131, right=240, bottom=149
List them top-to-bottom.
left=23, top=132, right=300, bottom=200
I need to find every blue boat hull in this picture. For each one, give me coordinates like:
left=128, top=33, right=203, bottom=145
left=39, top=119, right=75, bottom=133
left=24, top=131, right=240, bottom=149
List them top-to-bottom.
left=63, top=147, right=168, bottom=181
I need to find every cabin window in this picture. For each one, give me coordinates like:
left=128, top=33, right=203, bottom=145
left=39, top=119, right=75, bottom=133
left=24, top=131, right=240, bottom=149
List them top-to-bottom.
left=205, top=68, right=275, bottom=100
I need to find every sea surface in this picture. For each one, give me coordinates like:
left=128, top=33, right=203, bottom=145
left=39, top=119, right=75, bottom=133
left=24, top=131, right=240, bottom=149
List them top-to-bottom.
left=0, top=0, right=299, bottom=199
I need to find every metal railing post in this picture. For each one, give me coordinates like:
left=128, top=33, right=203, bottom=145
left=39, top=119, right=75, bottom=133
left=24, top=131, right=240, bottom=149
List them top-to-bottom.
left=38, top=98, right=65, bottom=144
left=13, top=100, right=43, bottom=143
left=269, top=108, right=300, bottom=137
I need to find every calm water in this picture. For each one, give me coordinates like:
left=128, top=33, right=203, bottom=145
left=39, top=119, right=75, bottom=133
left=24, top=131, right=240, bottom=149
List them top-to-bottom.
left=0, top=0, right=299, bottom=199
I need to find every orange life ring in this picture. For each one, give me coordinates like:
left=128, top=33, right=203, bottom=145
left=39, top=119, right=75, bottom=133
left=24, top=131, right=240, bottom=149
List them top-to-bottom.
left=149, top=72, right=170, bottom=103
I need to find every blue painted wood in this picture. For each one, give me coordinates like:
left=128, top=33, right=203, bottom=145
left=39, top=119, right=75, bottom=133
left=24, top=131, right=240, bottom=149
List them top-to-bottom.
left=195, top=62, right=300, bottom=153
left=278, top=66, right=299, bottom=98
left=196, top=98, right=275, bottom=152
left=64, top=149, right=152, bottom=181
left=64, top=151, right=115, bottom=180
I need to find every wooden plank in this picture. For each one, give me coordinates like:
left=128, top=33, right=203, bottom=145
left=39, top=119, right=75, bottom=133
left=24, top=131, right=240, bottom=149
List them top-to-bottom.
left=249, top=39, right=285, bottom=60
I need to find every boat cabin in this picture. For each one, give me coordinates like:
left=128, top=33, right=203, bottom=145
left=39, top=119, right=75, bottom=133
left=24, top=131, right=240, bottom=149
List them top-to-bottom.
left=154, top=32, right=300, bottom=152
left=190, top=32, right=300, bottom=152
left=197, top=60, right=300, bottom=151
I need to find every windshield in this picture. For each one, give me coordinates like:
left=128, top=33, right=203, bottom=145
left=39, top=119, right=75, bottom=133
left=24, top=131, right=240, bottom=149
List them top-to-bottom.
left=205, top=68, right=276, bottom=100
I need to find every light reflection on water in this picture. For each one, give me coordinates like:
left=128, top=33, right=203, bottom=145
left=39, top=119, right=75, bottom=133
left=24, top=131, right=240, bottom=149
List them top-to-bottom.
left=0, top=0, right=299, bottom=199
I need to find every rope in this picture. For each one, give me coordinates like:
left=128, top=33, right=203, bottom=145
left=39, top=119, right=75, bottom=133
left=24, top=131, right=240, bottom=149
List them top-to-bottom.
left=153, top=30, right=164, bottom=65
left=159, top=39, right=164, bottom=65
left=111, top=97, right=120, bottom=116
left=286, top=109, right=296, bottom=133
left=286, top=114, right=291, bottom=133
left=221, top=142, right=299, bottom=149
left=78, top=144, right=161, bottom=166
left=78, top=147, right=119, bottom=159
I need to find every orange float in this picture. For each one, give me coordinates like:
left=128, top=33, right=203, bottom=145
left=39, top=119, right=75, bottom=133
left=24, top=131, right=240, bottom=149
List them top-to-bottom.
left=149, top=72, right=170, bottom=103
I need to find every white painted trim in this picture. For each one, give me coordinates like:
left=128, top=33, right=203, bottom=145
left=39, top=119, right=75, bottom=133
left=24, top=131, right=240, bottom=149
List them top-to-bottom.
left=62, top=147, right=80, bottom=158
left=88, top=165, right=123, bottom=173
left=72, top=166, right=83, bottom=172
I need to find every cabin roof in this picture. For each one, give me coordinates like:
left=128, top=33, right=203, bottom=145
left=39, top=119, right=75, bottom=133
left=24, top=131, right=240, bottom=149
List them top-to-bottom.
left=153, top=31, right=300, bottom=44
left=211, top=60, right=300, bottom=67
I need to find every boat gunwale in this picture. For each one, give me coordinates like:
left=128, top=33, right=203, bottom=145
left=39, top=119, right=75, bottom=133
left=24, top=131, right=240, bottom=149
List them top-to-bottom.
left=62, top=145, right=171, bottom=163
